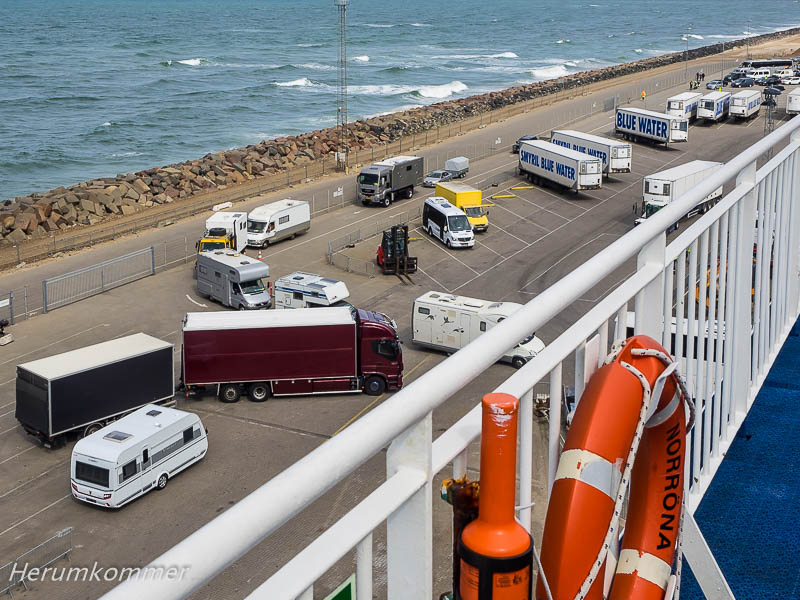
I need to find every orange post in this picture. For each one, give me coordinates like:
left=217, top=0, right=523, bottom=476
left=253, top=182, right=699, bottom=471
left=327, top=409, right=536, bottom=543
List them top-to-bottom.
left=459, top=393, right=532, bottom=599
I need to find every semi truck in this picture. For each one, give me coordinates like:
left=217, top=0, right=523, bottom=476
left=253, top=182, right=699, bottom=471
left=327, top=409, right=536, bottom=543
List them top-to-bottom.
left=786, top=88, right=800, bottom=114
left=730, top=90, right=762, bottom=119
left=666, top=91, right=703, bottom=120
left=697, top=91, right=731, bottom=122
left=615, top=107, right=688, bottom=144
left=550, top=130, right=632, bottom=176
left=517, top=139, right=602, bottom=192
left=357, top=156, right=424, bottom=207
left=636, top=160, right=724, bottom=230
left=435, top=182, right=490, bottom=232
left=197, top=211, right=248, bottom=254
left=196, top=250, right=271, bottom=310
left=181, top=307, right=403, bottom=401
left=16, top=333, right=175, bottom=447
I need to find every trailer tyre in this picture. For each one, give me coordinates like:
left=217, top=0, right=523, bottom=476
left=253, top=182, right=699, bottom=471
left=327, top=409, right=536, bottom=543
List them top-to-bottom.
left=512, top=356, right=527, bottom=369
left=364, top=375, right=386, bottom=396
left=248, top=382, right=270, bottom=402
left=219, top=384, right=241, bottom=403
left=83, top=423, right=103, bottom=438
left=157, top=473, right=168, bottom=490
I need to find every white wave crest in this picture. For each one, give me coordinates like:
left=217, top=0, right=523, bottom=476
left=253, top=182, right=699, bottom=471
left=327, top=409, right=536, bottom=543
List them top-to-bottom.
left=365, top=23, right=394, bottom=28
left=410, top=23, right=431, bottom=27
left=556, top=39, right=571, bottom=44
left=296, top=43, right=323, bottom=47
left=633, top=48, right=643, bottom=53
left=439, top=52, right=518, bottom=60
left=489, top=52, right=518, bottom=58
left=353, top=55, right=370, bottom=62
left=177, top=58, right=206, bottom=66
left=296, top=63, right=336, bottom=71
left=530, top=65, right=569, bottom=79
left=274, top=77, right=315, bottom=87
left=349, top=80, right=467, bottom=99
left=417, top=80, right=467, bottom=98
left=101, top=121, right=112, bottom=127
left=109, top=151, right=143, bottom=158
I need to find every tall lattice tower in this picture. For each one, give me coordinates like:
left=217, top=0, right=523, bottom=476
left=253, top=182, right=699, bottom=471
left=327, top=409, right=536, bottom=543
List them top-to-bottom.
left=335, top=0, right=349, bottom=170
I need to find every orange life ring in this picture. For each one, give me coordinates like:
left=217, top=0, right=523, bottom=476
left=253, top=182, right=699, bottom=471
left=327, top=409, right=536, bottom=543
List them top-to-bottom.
left=536, top=335, right=691, bottom=600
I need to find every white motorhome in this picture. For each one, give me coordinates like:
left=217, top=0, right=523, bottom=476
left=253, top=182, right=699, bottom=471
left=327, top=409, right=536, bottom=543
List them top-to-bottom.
left=787, top=88, right=800, bottom=114
left=730, top=90, right=762, bottom=119
left=697, top=91, right=731, bottom=122
left=666, top=92, right=703, bottom=120
left=550, top=130, right=632, bottom=176
left=422, top=197, right=475, bottom=249
left=246, top=199, right=311, bottom=248
left=197, top=250, right=271, bottom=310
left=274, top=272, right=350, bottom=309
left=412, top=292, right=545, bottom=368
left=70, top=404, right=208, bottom=508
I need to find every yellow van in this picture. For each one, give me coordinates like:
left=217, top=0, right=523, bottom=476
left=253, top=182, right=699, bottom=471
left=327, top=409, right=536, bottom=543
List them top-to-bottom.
left=435, top=182, right=491, bottom=232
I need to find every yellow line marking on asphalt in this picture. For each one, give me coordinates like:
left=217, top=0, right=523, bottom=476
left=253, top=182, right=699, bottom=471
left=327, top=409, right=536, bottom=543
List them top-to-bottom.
left=511, top=186, right=534, bottom=190
left=491, top=194, right=516, bottom=199
left=333, top=356, right=432, bottom=436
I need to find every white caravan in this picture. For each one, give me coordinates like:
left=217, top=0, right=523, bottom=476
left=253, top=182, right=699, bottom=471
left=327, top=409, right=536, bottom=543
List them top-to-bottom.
left=787, top=89, right=800, bottom=114
left=666, top=92, right=703, bottom=120
left=246, top=199, right=311, bottom=248
left=274, top=272, right=351, bottom=309
left=411, top=291, right=545, bottom=368
left=71, top=404, right=208, bottom=508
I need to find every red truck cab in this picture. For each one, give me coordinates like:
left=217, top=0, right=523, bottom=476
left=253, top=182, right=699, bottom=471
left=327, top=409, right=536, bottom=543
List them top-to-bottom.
left=357, top=308, right=403, bottom=395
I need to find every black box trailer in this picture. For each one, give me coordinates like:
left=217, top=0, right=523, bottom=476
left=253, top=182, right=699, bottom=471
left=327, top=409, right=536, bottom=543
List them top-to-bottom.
left=15, top=333, right=175, bottom=447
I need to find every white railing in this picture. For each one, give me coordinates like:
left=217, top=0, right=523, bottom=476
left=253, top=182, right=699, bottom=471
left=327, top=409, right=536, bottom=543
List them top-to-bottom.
left=103, top=116, right=800, bottom=600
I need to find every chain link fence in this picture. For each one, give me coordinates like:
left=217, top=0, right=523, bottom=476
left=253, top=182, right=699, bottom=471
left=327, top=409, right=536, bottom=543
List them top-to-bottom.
left=0, top=528, right=73, bottom=596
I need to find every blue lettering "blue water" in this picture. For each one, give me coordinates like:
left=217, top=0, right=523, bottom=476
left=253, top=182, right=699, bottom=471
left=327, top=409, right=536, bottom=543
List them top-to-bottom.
left=616, top=111, right=668, bottom=140
left=552, top=139, right=607, bottom=166
left=520, top=150, right=576, bottom=180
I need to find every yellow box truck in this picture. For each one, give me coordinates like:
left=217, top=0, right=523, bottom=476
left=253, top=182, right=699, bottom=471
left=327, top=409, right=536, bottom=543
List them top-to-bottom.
left=434, top=182, right=490, bottom=232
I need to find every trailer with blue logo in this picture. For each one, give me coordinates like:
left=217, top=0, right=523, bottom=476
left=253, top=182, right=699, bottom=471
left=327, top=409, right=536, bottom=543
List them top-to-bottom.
left=730, top=90, right=762, bottom=119
left=666, top=91, right=703, bottom=120
left=697, top=91, right=731, bottom=122
left=615, top=107, right=688, bottom=145
left=550, top=130, right=632, bottom=176
left=517, top=140, right=602, bottom=193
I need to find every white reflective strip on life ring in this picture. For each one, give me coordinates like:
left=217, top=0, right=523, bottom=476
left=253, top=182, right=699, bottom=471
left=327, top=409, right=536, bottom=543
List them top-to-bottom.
left=555, top=448, right=620, bottom=500
left=615, top=549, right=672, bottom=590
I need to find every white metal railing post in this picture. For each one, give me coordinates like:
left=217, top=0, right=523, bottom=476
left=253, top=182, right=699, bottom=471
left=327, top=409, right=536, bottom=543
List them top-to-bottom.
left=788, top=135, right=800, bottom=318
left=732, top=161, right=758, bottom=413
left=634, top=231, right=667, bottom=339
left=548, top=365, right=562, bottom=498
left=518, top=389, right=533, bottom=533
left=386, top=413, right=432, bottom=600
left=356, top=534, right=373, bottom=600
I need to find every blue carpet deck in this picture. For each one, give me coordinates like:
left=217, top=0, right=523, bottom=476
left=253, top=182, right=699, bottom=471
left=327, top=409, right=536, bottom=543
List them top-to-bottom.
left=680, top=318, right=800, bottom=599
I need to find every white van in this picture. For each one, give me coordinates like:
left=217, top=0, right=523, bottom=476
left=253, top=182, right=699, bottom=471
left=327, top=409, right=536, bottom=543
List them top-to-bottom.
left=746, top=68, right=771, bottom=80
left=775, top=68, right=795, bottom=80
left=422, top=197, right=475, bottom=249
left=246, top=199, right=311, bottom=248
left=274, top=272, right=350, bottom=309
left=412, top=291, right=545, bottom=367
left=71, top=404, right=208, bottom=508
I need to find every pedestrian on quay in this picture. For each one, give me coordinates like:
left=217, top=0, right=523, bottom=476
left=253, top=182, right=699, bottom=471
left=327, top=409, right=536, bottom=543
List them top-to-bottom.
left=701, top=72, right=705, bottom=81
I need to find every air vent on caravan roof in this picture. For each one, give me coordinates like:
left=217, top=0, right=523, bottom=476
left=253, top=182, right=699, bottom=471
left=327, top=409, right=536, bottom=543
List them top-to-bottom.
left=146, top=409, right=162, bottom=417
left=103, top=431, right=133, bottom=443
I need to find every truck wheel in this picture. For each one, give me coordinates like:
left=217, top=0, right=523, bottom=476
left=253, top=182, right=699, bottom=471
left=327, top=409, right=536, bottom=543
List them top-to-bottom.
left=406, top=187, right=414, bottom=199
left=384, top=195, right=392, bottom=207
left=446, top=239, right=452, bottom=249
left=239, top=305, right=247, bottom=311
left=512, top=356, right=527, bottom=369
left=364, top=375, right=386, bottom=396
left=248, top=382, right=270, bottom=402
left=219, top=384, right=241, bottom=403
left=83, top=423, right=103, bottom=438
left=156, top=473, right=169, bottom=490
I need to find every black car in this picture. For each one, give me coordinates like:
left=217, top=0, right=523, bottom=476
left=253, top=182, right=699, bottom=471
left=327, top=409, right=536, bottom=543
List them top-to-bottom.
left=723, top=72, right=744, bottom=84
left=760, top=75, right=783, bottom=87
left=731, top=77, right=755, bottom=88
left=765, top=86, right=784, bottom=95
left=512, top=135, right=538, bottom=153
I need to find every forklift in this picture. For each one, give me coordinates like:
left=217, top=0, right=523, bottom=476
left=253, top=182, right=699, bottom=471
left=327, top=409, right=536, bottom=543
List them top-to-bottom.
left=376, top=225, right=418, bottom=276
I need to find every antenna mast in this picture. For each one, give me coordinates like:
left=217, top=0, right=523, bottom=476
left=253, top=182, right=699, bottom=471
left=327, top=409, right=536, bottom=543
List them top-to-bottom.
left=335, top=0, right=349, bottom=171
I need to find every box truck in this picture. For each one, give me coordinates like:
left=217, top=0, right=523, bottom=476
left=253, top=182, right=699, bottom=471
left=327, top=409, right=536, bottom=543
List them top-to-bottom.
left=786, top=88, right=800, bottom=114
left=730, top=90, right=762, bottom=119
left=697, top=91, right=731, bottom=122
left=666, top=92, right=703, bottom=120
left=615, top=107, right=688, bottom=144
left=550, top=130, right=632, bottom=176
left=518, top=139, right=602, bottom=192
left=357, top=156, right=424, bottom=207
left=636, top=160, right=724, bottom=230
left=435, top=182, right=490, bottom=232
left=246, top=198, right=310, bottom=248
left=197, top=211, right=248, bottom=254
left=196, top=250, right=271, bottom=310
left=274, top=272, right=350, bottom=309
left=411, top=292, right=545, bottom=368
left=181, top=307, right=403, bottom=401
left=16, top=333, right=175, bottom=447
left=71, top=404, right=208, bottom=508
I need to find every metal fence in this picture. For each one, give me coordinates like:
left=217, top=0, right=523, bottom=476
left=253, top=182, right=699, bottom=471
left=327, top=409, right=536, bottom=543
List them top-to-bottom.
left=42, top=248, right=155, bottom=313
left=1, top=527, right=73, bottom=596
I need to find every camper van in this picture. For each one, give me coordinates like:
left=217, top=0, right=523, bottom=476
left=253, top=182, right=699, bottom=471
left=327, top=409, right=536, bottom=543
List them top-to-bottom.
left=422, top=197, right=475, bottom=249
left=246, top=199, right=310, bottom=248
left=196, top=250, right=271, bottom=310
left=274, top=272, right=350, bottom=309
left=411, top=292, right=545, bottom=368
left=70, top=404, right=208, bottom=508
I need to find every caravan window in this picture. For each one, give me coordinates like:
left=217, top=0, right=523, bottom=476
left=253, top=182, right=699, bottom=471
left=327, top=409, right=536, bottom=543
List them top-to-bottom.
left=279, top=215, right=290, bottom=225
left=293, top=291, right=304, bottom=301
left=417, top=306, right=430, bottom=315
left=480, top=322, right=487, bottom=332
left=183, top=427, right=195, bottom=444
left=120, top=460, right=138, bottom=483
left=75, top=462, right=109, bottom=488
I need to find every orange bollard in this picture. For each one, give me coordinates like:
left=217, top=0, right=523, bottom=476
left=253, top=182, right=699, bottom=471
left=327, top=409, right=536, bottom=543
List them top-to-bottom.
left=258, top=249, right=263, bottom=261
left=459, top=393, right=532, bottom=600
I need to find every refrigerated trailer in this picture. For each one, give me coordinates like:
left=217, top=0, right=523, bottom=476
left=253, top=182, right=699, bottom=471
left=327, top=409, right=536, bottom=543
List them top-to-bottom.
left=730, top=90, right=762, bottom=119
left=697, top=91, right=731, bottom=122
left=666, top=92, right=703, bottom=120
left=615, top=107, right=688, bottom=144
left=550, top=130, right=632, bottom=176
left=517, top=140, right=602, bottom=192
left=181, top=307, right=403, bottom=401
left=16, top=333, right=175, bottom=447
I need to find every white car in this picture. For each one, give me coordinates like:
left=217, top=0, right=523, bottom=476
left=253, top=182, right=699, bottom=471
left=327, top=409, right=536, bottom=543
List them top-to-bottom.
left=781, top=76, right=800, bottom=85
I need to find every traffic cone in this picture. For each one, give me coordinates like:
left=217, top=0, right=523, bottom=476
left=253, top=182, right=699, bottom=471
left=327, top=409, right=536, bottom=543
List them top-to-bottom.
left=258, top=249, right=263, bottom=261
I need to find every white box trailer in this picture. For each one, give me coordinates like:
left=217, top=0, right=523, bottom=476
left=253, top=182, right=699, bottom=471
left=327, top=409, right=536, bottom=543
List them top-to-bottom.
left=787, top=88, right=800, bottom=114
left=730, top=90, right=762, bottom=119
left=697, top=91, right=731, bottom=122
left=666, top=92, right=703, bottom=120
left=615, top=107, right=688, bottom=144
left=550, top=130, right=632, bottom=176
left=518, top=140, right=602, bottom=192
left=637, top=160, right=724, bottom=230
left=246, top=199, right=310, bottom=248
left=200, top=211, right=248, bottom=253
left=274, top=272, right=350, bottom=309
left=411, top=291, right=545, bottom=368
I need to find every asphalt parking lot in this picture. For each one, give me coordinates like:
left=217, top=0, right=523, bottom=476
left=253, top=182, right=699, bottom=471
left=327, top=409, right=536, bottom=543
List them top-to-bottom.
left=0, top=76, right=794, bottom=599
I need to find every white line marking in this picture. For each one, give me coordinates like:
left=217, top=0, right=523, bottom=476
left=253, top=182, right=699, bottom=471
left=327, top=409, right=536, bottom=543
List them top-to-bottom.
left=510, top=195, right=571, bottom=221
left=490, top=203, right=550, bottom=233
left=412, top=228, right=479, bottom=275
left=416, top=267, right=450, bottom=293
left=186, top=295, right=207, bottom=308
left=0, top=323, right=111, bottom=366
left=0, top=409, right=13, bottom=419
left=0, top=425, right=19, bottom=436
left=0, top=446, right=35, bottom=467
left=0, top=466, right=56, bottom=497
left=0, top=495, right=70, bottom=538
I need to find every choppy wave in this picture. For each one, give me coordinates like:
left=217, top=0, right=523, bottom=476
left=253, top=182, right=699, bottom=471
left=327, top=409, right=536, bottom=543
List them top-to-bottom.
left=364, top=23, right=394, bottom=28
left=410, top=23, right=431, bottom=27
left=555, top=39, right=571, bottom=44
left=296, top=43, right=323, bottom=47
left=633, top=49, right=643, bottom=53
left=439, top=51, right=518, bottom=59
left=353, top=55, right=370, bottom=62
left=177, top=58, right=208, bottom=66
left=296, top=62, right=336, bottom=71
left=530, top=64, right=569, bottom=79
left=380, top=65, right=411, bottom=73
left=274, top=77, right=318, bottom=87
left=348, top=80, right=467, bottom=99
left=415, top=80, right=468, bottom=98
left=109, top=151, right=143, bottom=158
